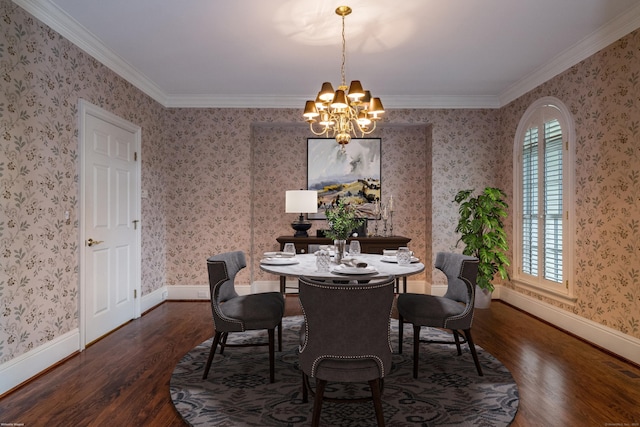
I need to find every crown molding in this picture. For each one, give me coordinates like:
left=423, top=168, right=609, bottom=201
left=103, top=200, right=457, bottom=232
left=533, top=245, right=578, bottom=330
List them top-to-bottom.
left=12, top=0, right=168, bottom=106
left=13, top=0, right=640, bottom=110
left=499, top=1, right=640, bottom=106
left=164, top=94, right=502, bottom=109
left=164, top=95, right=307, bottom=109
left=380, top=95, right=502, bottom=109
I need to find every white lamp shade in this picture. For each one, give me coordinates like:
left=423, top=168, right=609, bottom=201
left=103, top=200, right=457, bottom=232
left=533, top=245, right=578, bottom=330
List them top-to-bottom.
left=285, top=190, right=318, bottom=214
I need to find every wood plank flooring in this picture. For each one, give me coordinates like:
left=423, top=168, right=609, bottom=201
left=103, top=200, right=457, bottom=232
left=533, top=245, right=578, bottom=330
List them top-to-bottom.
left=1, top=298, right=638, bottom=426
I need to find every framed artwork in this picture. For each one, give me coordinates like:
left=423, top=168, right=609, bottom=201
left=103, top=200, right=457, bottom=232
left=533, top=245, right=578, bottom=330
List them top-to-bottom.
left=307, top=138, right=381, bottom=219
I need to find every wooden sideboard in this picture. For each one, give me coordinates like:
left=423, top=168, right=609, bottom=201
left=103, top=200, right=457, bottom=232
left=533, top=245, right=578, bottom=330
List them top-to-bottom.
left=276, top=235, right=411, bottom=254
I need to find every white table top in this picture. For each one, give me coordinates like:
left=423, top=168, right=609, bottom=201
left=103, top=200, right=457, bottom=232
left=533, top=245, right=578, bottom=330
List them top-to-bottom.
left=259, top=253, right=425, bottom=280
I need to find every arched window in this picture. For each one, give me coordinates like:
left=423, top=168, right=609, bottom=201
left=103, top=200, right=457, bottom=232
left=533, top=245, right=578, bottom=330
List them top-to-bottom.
left=513, top=97, right=575, bottom=302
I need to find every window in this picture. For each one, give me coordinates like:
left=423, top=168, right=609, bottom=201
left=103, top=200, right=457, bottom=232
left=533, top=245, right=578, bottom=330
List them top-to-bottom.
left=514, top=97, right=575, bottom=302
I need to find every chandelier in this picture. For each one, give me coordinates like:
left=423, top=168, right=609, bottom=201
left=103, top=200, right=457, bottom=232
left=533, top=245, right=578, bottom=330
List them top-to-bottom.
left=303, top=6, right=384, bottom=150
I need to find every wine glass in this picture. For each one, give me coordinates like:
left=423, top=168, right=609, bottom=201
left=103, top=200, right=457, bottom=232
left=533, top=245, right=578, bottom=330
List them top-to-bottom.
left=349, top=240, right=361, bottom=256
left=283, top=243, right=296, bottom=256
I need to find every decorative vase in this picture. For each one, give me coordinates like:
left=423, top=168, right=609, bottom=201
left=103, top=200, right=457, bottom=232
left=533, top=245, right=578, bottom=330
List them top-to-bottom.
left=334, top=239, right=347, bottom=264
left=474, top=286, right=492, bottom=309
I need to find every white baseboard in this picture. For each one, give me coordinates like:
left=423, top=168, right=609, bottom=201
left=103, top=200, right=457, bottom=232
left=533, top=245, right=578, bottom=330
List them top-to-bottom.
left=253, top=280, right=282, bottom=293
left=166, top=284, right=253, bottom=300
left=430, top=284, right=447, bottom=296
left=431, top=284, right=502, bottom=299
left=141, top=286, right=167, bottom=313
left=499, top=286, right=640, bottom=365
left=0, top=329, right=79, bottom=396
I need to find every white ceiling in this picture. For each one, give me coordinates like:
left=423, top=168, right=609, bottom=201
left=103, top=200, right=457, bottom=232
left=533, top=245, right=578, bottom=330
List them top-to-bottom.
left=16, top=0, right=640, bottom=108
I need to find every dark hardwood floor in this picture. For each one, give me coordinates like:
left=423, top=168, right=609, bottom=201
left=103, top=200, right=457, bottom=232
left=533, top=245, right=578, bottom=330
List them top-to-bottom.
left=1, top=297, right=638, bottom=426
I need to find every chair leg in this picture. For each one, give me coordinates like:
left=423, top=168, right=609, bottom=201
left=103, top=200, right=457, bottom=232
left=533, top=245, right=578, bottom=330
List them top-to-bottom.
left=398, top=315, right=404, bottom=354
left=278, top=320, right=282, bottom=352
left=412, top=324, right=421, bottom=379
left=268, top=328, right=275, bottom=383
left=463, top=329, right=483, bottom=376
left=453, top=330, right=462, bottom=355
left=202, top=331, right=222, bottom=380
left=219, top=332, right=228, bottom=354
left=302, top=372, right=308, bottom=403
left=312, top=379, right=327, bottom=427
left=369, top=379, right=386, bottom=427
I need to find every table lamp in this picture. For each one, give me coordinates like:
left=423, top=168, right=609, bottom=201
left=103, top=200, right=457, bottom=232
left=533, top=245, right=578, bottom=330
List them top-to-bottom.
left=285, top=190, right=318, bottom=237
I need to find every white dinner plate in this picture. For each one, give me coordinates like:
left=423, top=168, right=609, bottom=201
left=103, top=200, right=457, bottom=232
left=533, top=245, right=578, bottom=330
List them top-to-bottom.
left=263, top=251, right=295, bottom=258
left=380, top=256, right=420, bottom=263
left=260, top=258, right=299, bottom=265
left=331, top=266, right=377, bottom=275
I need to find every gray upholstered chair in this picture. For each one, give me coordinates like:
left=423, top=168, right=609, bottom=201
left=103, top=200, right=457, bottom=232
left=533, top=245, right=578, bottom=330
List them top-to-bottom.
left=202, top=251, right=284, bottom=382
left=397, top=252, right=483, bottom=378
left=298, top=275, right=396, bottom=427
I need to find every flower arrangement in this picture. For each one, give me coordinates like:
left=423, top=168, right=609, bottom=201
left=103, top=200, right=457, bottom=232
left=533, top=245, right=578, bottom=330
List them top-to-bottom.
left=324, top=199, right=364, bottom=241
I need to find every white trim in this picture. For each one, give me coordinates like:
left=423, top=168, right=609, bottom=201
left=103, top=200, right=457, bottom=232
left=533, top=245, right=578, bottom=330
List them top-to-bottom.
left=13, top=0, right=167, bottom=106
left=14, top=0, right=640, bottom=109
left=499, top=2, right=640, bottom=105
left=164, top=94, right=503, bottom=109
left=513, top=96, right=576, bottom=301
left=78, top=99, right=142, bottom=350
left=513, top=278, right=577, bottom=305
left=253, top=280, right=283, bottom=294
left=165, top=284, right=251, bottom=299
left=430, top=284, right=448, bottom=297
left=167, top=285, right=211, bottom=300
left=140, top=287, right=167, bottom=313
left=500, top=287, right=640, bottom=366
left=0, top=329, right=79, bottom=395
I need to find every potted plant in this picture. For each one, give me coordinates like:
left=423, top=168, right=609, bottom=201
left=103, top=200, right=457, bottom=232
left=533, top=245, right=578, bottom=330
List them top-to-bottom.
left=453, top=187, right=510, bottom=308
left=324, top=199, right=364, bottom=263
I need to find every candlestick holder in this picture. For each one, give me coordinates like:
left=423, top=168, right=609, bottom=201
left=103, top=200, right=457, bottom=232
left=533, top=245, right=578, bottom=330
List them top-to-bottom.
left=389, top=211, right=393, bottom=236
left=373, top=214, right=380, bottom=236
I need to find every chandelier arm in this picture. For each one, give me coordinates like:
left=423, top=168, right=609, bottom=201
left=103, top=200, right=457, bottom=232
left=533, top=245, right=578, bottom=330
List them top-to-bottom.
left=308, top=122, right=330, bottom=137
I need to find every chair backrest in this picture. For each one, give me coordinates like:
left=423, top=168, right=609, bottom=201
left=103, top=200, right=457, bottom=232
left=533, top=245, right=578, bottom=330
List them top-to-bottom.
left=206, top=251, right=245, bottom=331
left=208, top=251, right=244, bottom=303
left=436, top=252, right=479, bottom=305
left=298, top=276, right=395, bottom=381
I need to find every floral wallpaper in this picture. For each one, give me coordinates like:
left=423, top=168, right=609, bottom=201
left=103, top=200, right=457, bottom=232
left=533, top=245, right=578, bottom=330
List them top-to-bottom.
left=0, top=0, right=638, bottom=372
left=0, top=0, right=168, bottom=363
left=499, top=30, right=640, bottom=337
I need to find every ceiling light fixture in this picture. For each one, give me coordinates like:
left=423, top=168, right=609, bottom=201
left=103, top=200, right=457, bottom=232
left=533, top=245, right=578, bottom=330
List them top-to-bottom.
left=303, top=5, right=384, bottom=151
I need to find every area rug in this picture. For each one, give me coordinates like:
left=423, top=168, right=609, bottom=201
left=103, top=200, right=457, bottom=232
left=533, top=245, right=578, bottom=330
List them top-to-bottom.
left=170, top=316, right=519, bottom=426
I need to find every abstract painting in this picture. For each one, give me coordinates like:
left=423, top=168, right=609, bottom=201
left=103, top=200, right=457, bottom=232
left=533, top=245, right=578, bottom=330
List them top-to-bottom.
left=307, top=138, right=381, bottom=219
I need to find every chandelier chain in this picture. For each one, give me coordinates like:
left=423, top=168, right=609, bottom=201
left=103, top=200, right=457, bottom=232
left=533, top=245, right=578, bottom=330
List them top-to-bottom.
left=341, top=13, right=346, bottom=88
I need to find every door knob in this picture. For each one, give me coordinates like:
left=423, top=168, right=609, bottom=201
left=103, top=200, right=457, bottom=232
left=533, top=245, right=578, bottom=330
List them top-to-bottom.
left=87, top=238, right=104, bottom=247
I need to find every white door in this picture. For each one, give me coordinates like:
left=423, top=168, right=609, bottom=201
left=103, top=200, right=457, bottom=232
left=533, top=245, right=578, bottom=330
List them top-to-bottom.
left=80, top=100, right=141, bottom=346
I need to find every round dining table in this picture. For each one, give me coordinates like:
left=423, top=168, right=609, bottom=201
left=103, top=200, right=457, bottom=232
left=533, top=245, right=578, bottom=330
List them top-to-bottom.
left=259, top=253, right=425, bottom=293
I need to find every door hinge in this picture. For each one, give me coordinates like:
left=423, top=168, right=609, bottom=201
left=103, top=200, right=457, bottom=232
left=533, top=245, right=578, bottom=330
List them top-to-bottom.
left=134, top=152, right=138, bottom=161
left=133, top=219, right=139, bottom=230
left=134, top=289, right=137, bottom=299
